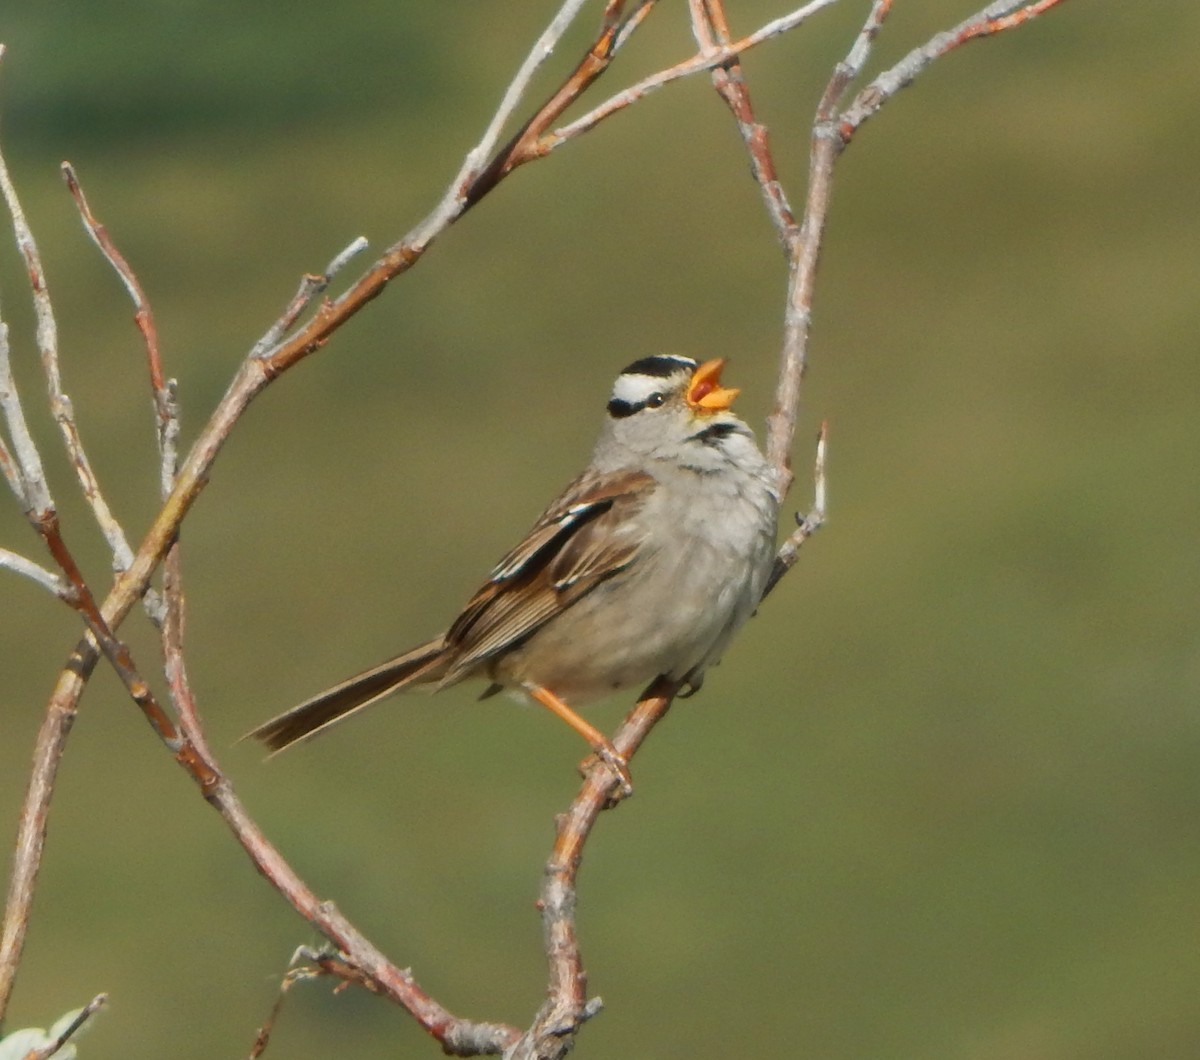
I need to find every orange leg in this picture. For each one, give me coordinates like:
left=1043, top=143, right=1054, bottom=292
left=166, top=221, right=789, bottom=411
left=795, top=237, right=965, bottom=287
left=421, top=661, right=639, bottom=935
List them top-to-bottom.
left=524, top=683, right=632, bottom=794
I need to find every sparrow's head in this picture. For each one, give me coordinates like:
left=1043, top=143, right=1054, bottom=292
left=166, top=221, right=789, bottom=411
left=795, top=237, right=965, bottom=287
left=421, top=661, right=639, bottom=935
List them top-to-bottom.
left=594, top=354, right=756, bottom=470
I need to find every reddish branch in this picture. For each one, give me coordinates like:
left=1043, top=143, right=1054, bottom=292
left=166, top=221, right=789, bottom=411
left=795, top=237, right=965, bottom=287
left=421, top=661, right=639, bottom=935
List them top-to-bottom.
left=1, top=0, right=1072, bottom=1054
left=464, top=2, right=657, bottom=205
left=61, top=162, right=178, bottom=496
left=60, top=165, right=165, bottom=398
left=509, top=679, right=678, bottom=1060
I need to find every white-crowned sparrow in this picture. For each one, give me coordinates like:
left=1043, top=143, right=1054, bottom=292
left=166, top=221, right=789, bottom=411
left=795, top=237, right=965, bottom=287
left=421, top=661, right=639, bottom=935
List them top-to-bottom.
left=249, top=355, right=780, bottom=787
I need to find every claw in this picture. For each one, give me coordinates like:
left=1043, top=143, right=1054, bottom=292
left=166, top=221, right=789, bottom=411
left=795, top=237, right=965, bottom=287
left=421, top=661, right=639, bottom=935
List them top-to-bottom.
left=595, top=743, right=633, bottom=797
left=578, top=746, right=634, bottom=802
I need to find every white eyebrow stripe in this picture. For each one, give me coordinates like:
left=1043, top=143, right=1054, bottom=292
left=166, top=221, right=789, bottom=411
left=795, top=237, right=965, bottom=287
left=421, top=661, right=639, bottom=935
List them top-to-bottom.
left=610, top=373, right=670, bottom=404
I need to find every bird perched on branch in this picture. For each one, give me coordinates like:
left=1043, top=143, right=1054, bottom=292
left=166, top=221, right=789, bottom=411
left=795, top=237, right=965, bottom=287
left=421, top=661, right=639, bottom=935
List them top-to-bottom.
left=248, top=355, right=780, bottom=790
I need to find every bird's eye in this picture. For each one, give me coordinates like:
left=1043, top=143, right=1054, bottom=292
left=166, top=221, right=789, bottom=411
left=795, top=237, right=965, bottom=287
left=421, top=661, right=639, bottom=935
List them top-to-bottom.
left=646, top=392, right=666, bottom=408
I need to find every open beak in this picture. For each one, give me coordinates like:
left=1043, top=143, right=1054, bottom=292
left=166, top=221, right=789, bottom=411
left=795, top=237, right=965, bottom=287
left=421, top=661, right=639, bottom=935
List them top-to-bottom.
left=686, top=358, right=740, bottom=413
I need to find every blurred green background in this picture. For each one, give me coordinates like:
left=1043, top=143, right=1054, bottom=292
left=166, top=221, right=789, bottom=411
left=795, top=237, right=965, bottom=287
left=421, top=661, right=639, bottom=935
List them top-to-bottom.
left=2, top=2, right=1198, bottom=1057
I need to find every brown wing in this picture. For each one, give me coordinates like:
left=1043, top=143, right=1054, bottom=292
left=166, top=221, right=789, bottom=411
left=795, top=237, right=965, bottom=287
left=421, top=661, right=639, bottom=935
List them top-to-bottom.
left=437, top=468, right=655, bottom=684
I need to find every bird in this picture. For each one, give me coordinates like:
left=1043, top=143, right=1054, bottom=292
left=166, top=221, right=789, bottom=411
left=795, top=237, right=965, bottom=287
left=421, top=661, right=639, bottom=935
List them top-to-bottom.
left=247, top=354, right=781, bottom=789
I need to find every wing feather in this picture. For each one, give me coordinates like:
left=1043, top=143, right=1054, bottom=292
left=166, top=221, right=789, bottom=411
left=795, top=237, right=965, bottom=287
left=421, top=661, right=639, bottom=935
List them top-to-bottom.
left=438, top=469, right=654, bottom=683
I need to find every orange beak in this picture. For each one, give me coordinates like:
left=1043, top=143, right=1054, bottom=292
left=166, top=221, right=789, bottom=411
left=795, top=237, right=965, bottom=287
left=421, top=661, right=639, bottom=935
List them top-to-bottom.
left=686, top=358, right=740, bottom=413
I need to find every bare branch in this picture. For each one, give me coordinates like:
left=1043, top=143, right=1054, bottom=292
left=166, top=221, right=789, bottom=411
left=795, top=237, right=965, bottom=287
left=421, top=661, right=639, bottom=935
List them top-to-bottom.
left=457, top=0, right=594, bottom=186
left=550, top=0, right=840, bottom=151
left=612, top=0, right=658, bottom=51
left=691, top=0, right=798, bottom=240
left=762, top=0, right=891, bottom=492
left=765, top=0, right=1068, bottom=495
left=814, top=0, right=893, bottom=122
left=840, top=0, right=1072, bottom=139
left=463, top=3, right=662, bottom=206
left=244, top=5, right=654, bottom=379
left=0, top=122, right=135, bottom=574
left=61, top=162, right=177, bottom=500
left=249, top=235, right=369, bottom=360
left=0, top=320, right=53, bottom=516
left=763, top=421, right=827, bottom=599
left=0, top=427, right=20, bottom=506
left=149, top=465, right=502, bottom=1050
left=13, top=484, right=513, bottom=1050
left=160, top=539, right=210, bottom=760
left=0, top=547, right=67, bottom=599
left=0, top=666, right=84, bottom=1023
left=510, top=678, right=678, bottom=1060
left=207, top=796, right=520, bottom=1054
left=247, top=961, right=321, bottom=1059
left=21, top=993, right=107, bottom=1060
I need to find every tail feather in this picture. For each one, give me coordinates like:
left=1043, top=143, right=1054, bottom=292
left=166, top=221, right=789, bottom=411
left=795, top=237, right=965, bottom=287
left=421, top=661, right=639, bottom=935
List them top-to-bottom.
left=247, top=638, right=448, bottom=753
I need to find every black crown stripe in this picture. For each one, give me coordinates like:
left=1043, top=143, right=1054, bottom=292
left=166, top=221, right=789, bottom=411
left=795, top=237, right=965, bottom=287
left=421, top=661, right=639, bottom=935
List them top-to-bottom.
left=618, top=354, right=696, bottom=379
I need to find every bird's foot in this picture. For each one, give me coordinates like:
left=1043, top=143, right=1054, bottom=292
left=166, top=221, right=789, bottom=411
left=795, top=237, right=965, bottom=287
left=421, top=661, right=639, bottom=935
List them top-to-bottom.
left=579, top=741, right=633, bottom=802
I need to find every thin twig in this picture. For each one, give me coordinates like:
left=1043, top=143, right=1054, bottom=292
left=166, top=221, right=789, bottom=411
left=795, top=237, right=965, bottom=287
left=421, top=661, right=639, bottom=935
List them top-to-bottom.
left=456, top=0, right=595, bottom=191
left=550, top=0, right=839, bottom=151
left=613, top=0, right=658, bottom=51
left=688, top=0, right=808, bottom=495
left=691, top=0, right=798, bottom=240
left=762, top=0, right=892, bottom=496
left=763, top=0, right=1068, bottom=492
left=814, top=0, right=893, bottom=123
left=840, top=0, right=1072, bottom=139
left=247, top=2, right=654, bottom=375
left=463, top=2, right=660, bottom=205
left=0, top=130, right=136, bottom=575
left=61, top=162, right=178, bottom=501
left=57, top=163, right=170, bottom=628
left=59, top=165, right=165, bottom=391
left=249, top=236, right=369, bottom=360
left=0, top=320, right=53, bottom=516
left=0, top=420, right=21, bottom=505
left=763, top=422, right=827, bottom=599
left=20, top=508, right=516, bottom=1051
left=30, top=509, right=216, bottom=781
left=161, top=535, right=211, bottom=760
left=0, top=547, right=67, bottom=599
left=0, top=657, right=89, bottom=1029
left=211, top=794, right=521, bottom=1055
left=247, top=960, right=321, bottom=1059
left=22, top=992, right=107, bottom=1060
